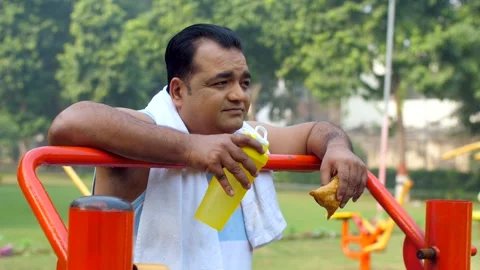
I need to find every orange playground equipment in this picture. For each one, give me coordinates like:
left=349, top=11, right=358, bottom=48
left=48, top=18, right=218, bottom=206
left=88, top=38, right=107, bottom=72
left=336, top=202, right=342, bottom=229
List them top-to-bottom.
left=17, top=146, right=477, bottom=269
left=331, top=178, right=413, bottom=270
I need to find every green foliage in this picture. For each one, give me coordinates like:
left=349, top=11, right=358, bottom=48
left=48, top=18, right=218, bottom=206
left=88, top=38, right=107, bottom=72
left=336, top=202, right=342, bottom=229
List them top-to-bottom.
left=0, top=0, right=72, bottom=138
left=2, top=0, right=480, bottom=150
left=55, top=0, right=299, bottom=119
left=56, top=0, right=129, bottom=105
left=112, top=0, right=204, bottom=107
left=115, top=0, right=152, bottom=19
left=260, top=1, right=480, bottom=133
left=261, top=1, right=377, bottom=100
left=418, top=2, right=480, bottom=133
left=0, top=111, right=20, bottom=162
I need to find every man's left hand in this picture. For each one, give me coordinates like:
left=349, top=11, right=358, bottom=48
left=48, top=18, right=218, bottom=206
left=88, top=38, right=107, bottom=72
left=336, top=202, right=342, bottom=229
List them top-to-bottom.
left=320, top=145, right=367, bottom=208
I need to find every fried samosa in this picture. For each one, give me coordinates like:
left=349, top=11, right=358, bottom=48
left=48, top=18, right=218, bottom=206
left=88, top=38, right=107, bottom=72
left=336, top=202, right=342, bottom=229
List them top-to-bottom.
left=309, top=176, right=341, bottom=219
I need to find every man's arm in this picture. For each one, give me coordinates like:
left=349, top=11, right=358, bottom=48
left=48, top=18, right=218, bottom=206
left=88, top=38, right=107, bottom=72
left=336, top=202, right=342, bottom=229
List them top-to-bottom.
left=48, top=101, right=190, bottom=164
left=48, top=101, right=196, bottom=201
left=248, top=120, right=367, bottom=208
left=247, top=121, right=351, bottom=155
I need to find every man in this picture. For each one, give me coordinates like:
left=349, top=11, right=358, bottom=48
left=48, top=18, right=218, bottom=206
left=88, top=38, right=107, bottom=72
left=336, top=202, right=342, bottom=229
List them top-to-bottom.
left=48, top=24, right=367, bottom=269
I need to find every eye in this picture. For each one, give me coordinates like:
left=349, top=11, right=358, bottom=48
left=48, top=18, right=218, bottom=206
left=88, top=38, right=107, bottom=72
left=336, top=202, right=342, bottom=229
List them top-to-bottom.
left=241, top=80, right=251, bottom=90
left=213, top=81, right=228, bottom=88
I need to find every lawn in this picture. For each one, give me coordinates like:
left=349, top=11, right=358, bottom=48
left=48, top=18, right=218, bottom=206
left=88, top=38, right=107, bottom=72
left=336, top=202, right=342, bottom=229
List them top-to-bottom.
left=1, top=171, right=480, bottom=270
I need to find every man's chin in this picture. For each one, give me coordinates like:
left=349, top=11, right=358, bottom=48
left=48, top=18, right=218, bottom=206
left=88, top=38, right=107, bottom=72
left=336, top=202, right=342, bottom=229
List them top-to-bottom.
left=220, top=120, right=244, bottom=134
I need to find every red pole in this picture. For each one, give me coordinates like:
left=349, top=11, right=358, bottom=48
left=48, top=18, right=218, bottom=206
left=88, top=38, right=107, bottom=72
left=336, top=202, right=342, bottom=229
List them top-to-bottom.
left=366, top=171, right=425, bottom=249
left=68, top=196, right=134, bottom=270
left=423, top=200, right=472, bottom=270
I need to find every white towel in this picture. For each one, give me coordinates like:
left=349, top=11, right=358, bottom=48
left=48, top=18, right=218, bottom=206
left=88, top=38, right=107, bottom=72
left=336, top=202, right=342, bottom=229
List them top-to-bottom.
left=134, top=87, right=286, bottom=270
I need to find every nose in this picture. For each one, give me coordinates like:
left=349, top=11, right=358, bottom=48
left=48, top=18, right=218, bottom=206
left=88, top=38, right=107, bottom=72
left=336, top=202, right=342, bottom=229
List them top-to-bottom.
left=227, top=83, right=248, bottom=102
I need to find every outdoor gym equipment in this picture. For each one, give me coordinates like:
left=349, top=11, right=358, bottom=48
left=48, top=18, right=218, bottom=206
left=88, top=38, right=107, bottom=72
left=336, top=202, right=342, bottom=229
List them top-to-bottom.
left=441, top=141, right=480, bottom=161
left=442, top=142, right=480, bottom=237
left=17, top=146, right=477, bottom=269
left=62, top=166, right=91, bottom=196
left=330, top=178, right=413, bottom=270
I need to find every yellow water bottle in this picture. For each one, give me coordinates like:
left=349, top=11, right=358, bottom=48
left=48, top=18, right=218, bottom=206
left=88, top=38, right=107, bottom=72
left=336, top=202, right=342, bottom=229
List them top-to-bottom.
left=195, top=125, right=269, bottom=230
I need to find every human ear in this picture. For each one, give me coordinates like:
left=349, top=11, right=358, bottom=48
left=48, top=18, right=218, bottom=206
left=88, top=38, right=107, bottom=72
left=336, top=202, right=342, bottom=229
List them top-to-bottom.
left=170, top=78, right=186, bottom=108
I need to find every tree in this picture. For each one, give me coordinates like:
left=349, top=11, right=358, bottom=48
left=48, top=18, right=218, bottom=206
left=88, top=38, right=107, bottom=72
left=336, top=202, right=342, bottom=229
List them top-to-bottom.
left=0, top=0, right=72, bottom=157
left=56, top=0, right=133, bottom=106
left=57, top=0, right=212, bottom=108
left=58, top=0, right=297, bottom=121
left=114, top=0, right=203, bottom=107
left=115, top=0, right=152, bottom=19
left=122, top=0, right=298, bottom=121
left=259, top=1, right=473, bottom=201
left=416, top=1, right=480, bottom=134
left=264, top=3, right=461, bottom=137
left=0, top=111, right=20, bottom=163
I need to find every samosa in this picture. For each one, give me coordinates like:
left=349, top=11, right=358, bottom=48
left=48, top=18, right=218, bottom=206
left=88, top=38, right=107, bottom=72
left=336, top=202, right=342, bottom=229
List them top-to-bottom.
left=309, top=176, right=341, bottom=219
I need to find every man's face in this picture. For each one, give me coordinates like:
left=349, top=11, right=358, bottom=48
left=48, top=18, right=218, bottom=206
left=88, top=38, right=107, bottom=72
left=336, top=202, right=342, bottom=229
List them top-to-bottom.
left=170, top=40, right=252, bottom=134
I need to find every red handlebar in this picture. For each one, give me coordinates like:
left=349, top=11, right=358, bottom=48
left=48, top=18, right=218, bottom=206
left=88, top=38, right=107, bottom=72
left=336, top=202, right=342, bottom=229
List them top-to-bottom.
left=16, top=146, right=475, bottom=268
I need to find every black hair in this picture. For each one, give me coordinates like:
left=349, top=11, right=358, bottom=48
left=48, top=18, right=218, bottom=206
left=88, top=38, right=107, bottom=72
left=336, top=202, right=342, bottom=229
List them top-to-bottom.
left=165, top=24, right=243, bottom=92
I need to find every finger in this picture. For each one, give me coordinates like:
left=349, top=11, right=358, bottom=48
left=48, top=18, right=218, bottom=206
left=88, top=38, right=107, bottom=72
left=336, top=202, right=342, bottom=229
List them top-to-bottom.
left=231, top=134, right=264, bottom=153
left=229, top=146, right=258, bottom=178
left=222, top=154, right=251, bottom=190
left=320, top=162, right=332, bottom=186
left=336, top=163, right=350, bottom=207
left=341, top=164, right=357, bottom=208
left=209, top=165, right=234, bottom=196
left=353, top=167, right=367, bottom=202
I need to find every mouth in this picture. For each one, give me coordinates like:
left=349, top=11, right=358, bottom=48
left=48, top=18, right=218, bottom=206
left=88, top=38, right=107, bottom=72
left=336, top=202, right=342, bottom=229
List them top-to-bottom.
left=222, top=108, right=244, bottom=113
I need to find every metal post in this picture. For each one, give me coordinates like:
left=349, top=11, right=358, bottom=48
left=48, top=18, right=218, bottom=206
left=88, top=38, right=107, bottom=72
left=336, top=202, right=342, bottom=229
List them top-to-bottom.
left=377, top=0, right=397, bottom=218
left=68, top=196, right=134, bottom=270
left=424, top=200, right=472, bottom=270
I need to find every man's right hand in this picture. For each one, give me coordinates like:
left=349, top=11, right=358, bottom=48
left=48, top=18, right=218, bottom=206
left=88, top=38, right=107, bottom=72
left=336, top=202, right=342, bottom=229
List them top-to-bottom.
left=184, top=134, right=265, bottom=196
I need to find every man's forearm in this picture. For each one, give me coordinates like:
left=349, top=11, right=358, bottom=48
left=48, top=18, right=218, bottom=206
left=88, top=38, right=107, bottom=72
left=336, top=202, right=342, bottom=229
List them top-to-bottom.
left=48, top=101, right=190, bottom=164
left=306, top=121, right=353, bottom=159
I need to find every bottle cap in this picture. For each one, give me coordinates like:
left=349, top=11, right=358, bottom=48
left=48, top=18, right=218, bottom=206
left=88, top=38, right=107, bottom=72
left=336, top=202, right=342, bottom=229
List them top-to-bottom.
left=237, top=125, right=269, bottom=149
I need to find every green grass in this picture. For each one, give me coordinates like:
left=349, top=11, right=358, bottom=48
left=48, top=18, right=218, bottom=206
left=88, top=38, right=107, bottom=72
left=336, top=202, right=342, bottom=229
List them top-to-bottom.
left=1, top=172, right=480, bottom=269
left=253, top=192, right=422, bottom=270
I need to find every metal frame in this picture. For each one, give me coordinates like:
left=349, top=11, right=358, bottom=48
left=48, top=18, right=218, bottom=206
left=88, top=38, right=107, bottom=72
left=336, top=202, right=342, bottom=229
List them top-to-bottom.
left=17, top=146, right=477, bottom=269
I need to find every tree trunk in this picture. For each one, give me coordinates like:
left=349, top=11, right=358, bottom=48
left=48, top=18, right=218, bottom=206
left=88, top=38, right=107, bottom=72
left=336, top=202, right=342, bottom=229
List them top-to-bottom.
left=393, top=76, right=409, bottom=202
left=247, top=83, right=262, bottom=121
left=394, top=84, right=406, bottom=166
left=328, top=100, right=342, bottom=126
left=17, top=139, right=29, bottom=163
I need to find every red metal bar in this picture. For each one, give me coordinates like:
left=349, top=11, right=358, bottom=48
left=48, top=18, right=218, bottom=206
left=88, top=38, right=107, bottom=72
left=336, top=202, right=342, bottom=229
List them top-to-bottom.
left=16, top=146, right=476, bottom=267
left=16, top=146, right=321, bottom=266
left=18, top=146, right=321, bottom=171
left=17, top=153, right=68, bottom=265
left=366, top=171, right=425, bottom=249
left=68, top=196, right=134, bottom=270
left=424, top=200, right=472, bottom=270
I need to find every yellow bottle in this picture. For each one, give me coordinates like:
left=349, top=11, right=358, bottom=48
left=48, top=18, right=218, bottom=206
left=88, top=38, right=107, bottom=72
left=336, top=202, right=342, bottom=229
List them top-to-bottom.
left=195, top=126, right=269, bottom=230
